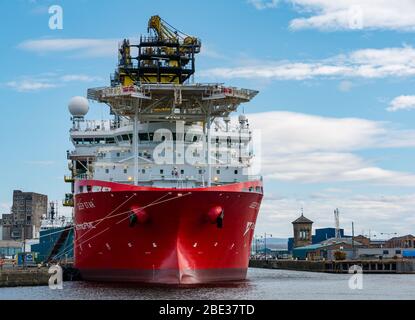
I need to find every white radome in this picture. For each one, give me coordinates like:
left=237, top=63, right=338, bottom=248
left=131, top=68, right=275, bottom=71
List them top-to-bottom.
left=68, top=96, right=89, bottom=116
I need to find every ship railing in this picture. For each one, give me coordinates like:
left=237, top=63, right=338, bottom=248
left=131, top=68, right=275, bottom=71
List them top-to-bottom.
left=70, top=120, right=119, bottom=132
left=75, top=173, right=91, bottom=180
left=148, top=174, right=199, bottom=182
left=247, top=175, right=263, bottom=182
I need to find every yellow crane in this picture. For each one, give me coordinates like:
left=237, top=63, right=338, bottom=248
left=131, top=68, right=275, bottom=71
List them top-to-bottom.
left=115, top=15, right=201, bottom=86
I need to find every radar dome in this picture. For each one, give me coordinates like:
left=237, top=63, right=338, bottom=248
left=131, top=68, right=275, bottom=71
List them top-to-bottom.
left=68, top=96, right=89, bottom=117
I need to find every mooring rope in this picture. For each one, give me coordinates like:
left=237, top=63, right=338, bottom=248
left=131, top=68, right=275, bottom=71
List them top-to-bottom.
left=53, top=192, right=192, bottom=261
left=52, top=193, right=137, bottom=261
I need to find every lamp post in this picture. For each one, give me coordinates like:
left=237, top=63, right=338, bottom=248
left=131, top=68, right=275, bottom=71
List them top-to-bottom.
left=264, top=233, right=272, bottom=261
left=253, top=235, right=260, bottom=258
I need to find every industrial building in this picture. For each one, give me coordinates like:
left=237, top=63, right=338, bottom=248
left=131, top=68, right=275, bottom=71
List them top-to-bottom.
left=1, top=190, right=47, bottom=241
left=288, top=211, right=415, bottom=261
left=288, top=227, right=349, bottom=252
left=385, top=235, right=415, bottom=248
left=0, top=240, right=23, bottom=258
left=292, top=240, right=357, bottom=260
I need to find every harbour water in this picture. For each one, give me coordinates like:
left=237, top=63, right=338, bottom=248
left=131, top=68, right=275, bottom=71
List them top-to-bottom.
left=1, top=268, right=414, bottom=300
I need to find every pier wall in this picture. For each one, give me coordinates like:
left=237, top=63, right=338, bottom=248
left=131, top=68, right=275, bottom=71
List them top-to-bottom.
left=250, top=259, right=415, bottom=274
left=250, top=259, right=326, bottom=272
left=0, top=268, right=49, bottom=287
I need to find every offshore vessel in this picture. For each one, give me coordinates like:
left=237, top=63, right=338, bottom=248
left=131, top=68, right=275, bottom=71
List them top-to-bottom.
left=64, top=16, right=263, bottom=284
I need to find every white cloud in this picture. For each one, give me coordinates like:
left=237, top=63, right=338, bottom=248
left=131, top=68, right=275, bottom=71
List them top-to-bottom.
left=248, top=0, right=279, bottom=10
left=287, top=0, right=415, bottom=31
left=18, top=38, right=118, bottom=58
left=19, top=38, right=226, bottom=62
left=199, top=44, right=227, bottom=60
left=201, top=46, right=415, bottom=81
left=5, top=73, right=102, bottom=92
left=60, top=74, right=103, bottom=82
left=6, top=80, right=58, bottom=92
left=338, top=80, right=353, bottom=92
left=387, top=95, right=415, bottom=112
left=245, top=111, right=415, bottom=186
left=249, top=111, right=393, bottom=153
left=262, top=152, right=415, bottom=186
left=24, top=160, right=56, bottom=166
left=256, top=192, right=415, bottom=237
left=0, top=202, right=11, bottom=212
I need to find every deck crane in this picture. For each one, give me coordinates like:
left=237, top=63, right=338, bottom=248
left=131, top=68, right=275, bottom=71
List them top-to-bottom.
left=114, top=15, right=201, bottom=86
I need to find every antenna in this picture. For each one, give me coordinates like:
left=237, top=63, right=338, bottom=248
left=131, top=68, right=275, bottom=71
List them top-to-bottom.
left=334, top=208, right=340, bottom=239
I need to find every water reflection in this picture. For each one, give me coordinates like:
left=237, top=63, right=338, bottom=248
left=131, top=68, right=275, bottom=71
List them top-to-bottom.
left=1, top=268, right=414, bottom=300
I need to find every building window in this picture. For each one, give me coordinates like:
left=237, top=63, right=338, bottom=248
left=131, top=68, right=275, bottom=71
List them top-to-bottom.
left=116, top=153, right=120, bottom=157
left=105, top=169, right=109, bottom=174
left=124, top=169, right=127, bottom=174
left=160, top=169, right=164, bottom=174
left=181, top=169, right=184, bottom=174
left=198, top=169, right=203, bottom=174
left=216, top=169, right=220, bottom=174
left=234, top=170, right=238, bottom=174
left=383, top=250, right=389, bottom=255
left=396, top=250, right=402, bottom=254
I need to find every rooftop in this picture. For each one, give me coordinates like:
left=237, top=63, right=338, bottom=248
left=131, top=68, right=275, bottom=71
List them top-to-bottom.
left=292, top=214, right=313, bottom=224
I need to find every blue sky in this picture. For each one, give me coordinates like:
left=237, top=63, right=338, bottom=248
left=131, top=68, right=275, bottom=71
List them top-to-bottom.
left=2, top=0, right=415, bottom=237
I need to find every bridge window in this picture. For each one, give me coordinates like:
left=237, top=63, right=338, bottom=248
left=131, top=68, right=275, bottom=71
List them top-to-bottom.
left=139, top=133, right=149, bottom=141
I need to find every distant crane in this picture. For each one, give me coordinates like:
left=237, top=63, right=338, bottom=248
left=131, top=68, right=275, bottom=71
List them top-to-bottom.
left=334, top=208, right=341, bottom=239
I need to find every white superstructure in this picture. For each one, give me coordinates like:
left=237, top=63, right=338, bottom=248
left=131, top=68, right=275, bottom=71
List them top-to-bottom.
left=68, top=110, right=255, bottom=188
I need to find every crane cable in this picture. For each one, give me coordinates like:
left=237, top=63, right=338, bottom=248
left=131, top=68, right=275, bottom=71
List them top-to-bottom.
left=52, top=192, right=192, bottom=261
left=39, top=193, right=170, bottom=239
left=50, top=193, right=137, bottom=261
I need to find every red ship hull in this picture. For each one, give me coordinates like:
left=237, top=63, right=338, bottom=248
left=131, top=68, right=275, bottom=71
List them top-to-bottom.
left=73, top=180, right=263, bottom=284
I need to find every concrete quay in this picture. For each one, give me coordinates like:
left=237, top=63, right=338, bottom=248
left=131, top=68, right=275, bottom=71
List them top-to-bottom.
left=249, top=259, right=415, bottom=274
left=0, top=268, right=50, bottom=287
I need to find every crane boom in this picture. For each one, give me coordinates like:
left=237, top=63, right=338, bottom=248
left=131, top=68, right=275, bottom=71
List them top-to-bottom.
left=114, top=15, right=201, bottom=86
